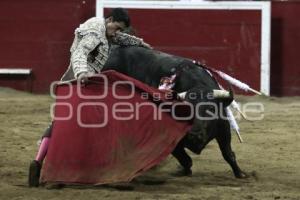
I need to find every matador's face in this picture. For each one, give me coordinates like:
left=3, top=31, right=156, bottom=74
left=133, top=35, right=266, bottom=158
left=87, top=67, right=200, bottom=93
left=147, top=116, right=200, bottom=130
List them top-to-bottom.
left=105, top=17, right=126, bottom=39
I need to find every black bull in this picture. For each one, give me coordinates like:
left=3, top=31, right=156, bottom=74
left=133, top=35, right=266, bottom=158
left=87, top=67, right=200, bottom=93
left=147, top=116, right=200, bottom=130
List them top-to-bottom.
left=103, top=46, right=247, bottom=178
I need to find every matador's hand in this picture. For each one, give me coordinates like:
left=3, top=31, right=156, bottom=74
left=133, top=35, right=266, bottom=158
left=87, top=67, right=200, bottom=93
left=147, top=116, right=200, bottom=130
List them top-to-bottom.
left=78, top=72, right=90, bottom=85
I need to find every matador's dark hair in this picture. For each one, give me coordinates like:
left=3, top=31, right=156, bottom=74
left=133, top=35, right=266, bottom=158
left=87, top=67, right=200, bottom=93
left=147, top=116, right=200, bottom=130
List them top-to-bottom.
left=105, top=8, right=130, bottom=27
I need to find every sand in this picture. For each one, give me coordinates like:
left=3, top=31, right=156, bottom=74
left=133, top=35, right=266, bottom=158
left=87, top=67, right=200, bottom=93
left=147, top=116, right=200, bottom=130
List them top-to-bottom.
left=0, top=87, right=299, bottom=200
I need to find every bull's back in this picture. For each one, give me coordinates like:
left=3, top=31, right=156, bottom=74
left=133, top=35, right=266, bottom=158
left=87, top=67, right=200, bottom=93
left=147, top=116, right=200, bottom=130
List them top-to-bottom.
left=105, top=46, right=219, bottom=90
left=105, top=46, right=184, bottom=86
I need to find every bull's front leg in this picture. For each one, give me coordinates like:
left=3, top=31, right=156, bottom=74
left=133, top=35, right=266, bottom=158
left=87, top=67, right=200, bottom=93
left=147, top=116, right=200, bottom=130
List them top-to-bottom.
left=216, top=120, right=248, bottom=178
left=171, top=138, right=192, bottom=176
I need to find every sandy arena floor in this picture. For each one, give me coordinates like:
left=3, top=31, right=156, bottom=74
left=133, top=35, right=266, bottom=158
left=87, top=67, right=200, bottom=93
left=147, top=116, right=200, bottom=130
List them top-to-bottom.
left=0, top=87, right=299, bottom=200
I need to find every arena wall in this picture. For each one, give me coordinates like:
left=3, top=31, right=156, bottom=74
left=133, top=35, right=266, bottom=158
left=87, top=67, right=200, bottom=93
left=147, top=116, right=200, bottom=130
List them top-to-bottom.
left=0, top=0, right=299, bottom=96
left=0, top=0, right=95, bottom=93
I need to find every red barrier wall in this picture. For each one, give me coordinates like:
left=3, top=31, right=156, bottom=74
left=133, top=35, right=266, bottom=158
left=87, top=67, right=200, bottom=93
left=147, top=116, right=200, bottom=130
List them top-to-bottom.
left=0, top=0, right=95, bottom=93
left=0, top=1, right=299, bottom=96
left=271, top=1, right=300, bottom=96
left=121, top=9, right=261, bottom=94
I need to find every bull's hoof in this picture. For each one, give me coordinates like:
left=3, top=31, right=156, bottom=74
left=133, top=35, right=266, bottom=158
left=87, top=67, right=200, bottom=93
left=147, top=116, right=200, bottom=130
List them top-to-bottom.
left=28, top=160, right=41, bottom=187
left=172, top=167, right=192, bottom=177
left=234, top=171, right=249, bottom=179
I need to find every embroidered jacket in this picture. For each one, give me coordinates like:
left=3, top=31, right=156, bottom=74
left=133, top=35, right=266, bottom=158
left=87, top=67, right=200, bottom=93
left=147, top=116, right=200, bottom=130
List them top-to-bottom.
left=61, top=17, right=151, bottom=81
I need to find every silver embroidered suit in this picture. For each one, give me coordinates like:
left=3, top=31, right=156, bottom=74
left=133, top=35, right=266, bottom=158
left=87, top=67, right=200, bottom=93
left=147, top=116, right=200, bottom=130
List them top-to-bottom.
left=61, top=17, right=150, bottom=81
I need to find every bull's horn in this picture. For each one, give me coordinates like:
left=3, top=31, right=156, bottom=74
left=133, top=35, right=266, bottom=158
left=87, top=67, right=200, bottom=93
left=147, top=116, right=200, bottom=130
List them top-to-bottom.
left=213, top=89, right=230, bottom=98
left=177, top=91, right=187, bottom=99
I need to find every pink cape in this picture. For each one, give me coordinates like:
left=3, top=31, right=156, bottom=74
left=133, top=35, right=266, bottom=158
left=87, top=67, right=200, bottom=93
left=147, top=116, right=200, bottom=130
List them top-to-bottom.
left=40, top=70, right=192, bottom=185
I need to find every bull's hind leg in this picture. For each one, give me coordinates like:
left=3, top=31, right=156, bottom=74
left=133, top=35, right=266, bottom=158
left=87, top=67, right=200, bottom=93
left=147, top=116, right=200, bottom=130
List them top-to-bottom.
left=216, top=120, right=248, bottom=178
left=171, top=139, right=192, bottom=176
